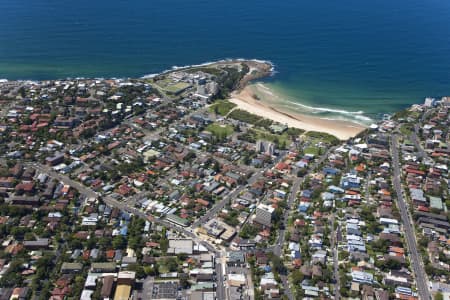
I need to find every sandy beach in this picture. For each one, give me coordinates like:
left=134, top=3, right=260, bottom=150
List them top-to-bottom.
left=229, top=86, right=366, bottom=140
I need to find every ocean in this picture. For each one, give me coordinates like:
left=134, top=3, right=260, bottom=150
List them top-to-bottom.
left=1, top=0, right=450, bottom=124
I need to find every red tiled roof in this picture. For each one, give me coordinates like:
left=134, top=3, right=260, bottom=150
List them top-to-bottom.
left=405, top=168, right=425, bottom=175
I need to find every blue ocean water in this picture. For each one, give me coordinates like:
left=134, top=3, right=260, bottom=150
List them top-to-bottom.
left=1, top=0, right=450, bottom=121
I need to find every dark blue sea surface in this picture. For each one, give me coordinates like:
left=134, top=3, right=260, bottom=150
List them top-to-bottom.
left=1, top=0, right=450, bottom=120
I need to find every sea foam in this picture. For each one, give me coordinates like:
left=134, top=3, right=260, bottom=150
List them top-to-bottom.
left=141, top=58, right=275, bottom=78
left=254, top=83, right=373, bottom=125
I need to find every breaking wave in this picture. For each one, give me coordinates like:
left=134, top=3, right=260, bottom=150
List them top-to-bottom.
left=141, top=58, right=276, bottom=78
left=254, top=83, right=374, bottom=125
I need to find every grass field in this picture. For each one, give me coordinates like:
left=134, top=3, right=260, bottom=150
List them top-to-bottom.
left=185, top=67, right=223, bottom=77
left=162, top=82, right=191, bottom=94
left=209, top=100, right=236, bottom=116
left=228, top=109, right=273, bottom=129
left=205, top=123, right=234, bottom=139
left=399, top=124, right=414, bottom=136
left=249, top=128, right=291, bottom=148
left=304, top=131, right=339, bottom=145
left=303, top=146, right=321, bottom=156
left=158, top=264, right=170, bottom=274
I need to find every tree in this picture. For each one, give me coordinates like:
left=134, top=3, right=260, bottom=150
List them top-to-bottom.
left=18, top=87, right=26, bottom=98
left=184, top=152, right=196, bottom=162
left=243, top=155, right=251, bottom=165
left=213, top=161, right=221, bottom=173
left=297, top=169, right=307, bottom=177
left=273, top=207, right=283, bottom=224
left=239, top=224, right=258, bottom=239
left=10, top=227, right=27, bottom=239
left=159, top=231, right=169, bottom=254
left=24, top=232, right=36, bottom=241
left=112, top=235, right=127, bottom=249
left=127, top=236, right=141, bottom=251
left=68, top=237, right=83, bottom=250
left=85, top=237, right=98, bottom=249
left=98, top=237, right=112, bottom=249
left=371, top=238, right=389, bottom=253
left=339, top=251, right=349, bottom=261
left=177, top=253, right=188, bottom=261
left=270, top=254, right=286, bottom=275
left=164, top=257, right=179, bottom=272
left=375, top=257, right=402, bottom=271
left=0, top=259, right=24, bottom=287
left=127, top=264, right=145, bottom=279
left=144, top=265, right=159, bottom=276
left=291, top=270, right=304, bottom=285
left=71, top=275, right=86, bottom=298
left=179, top=276, right=191, bottom=289
left=38, top=281, right=52, bottom=300
left=91, top=281, right=103, bottom=300
left=340, top=287, right=349, bottom=297
left=435, top=292, right=444, bottom=300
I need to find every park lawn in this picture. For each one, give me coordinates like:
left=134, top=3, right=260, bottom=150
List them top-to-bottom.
left=185, top=66, right=223, bottom=77
left=153, top=78, right=173, bottom=88
left=163, top=82, right=191, bottom=94
left=209, top=100, right=236, bottom=116
left=228, top=109, right=274, bottom=130
left=229, top=109, right=262, bottom=124
left=394, top=109, right=420, bottom=121
left=205, top=123, right=234, bottom=138
left=399, top=124, right=414, bottom=136
left=250, top=128, right=290, bottom=148
left=305, top=131, right=339, bottom=145
left=303, top=146, right=320, bottom=156
left=157, top=264, right=170, bottom=274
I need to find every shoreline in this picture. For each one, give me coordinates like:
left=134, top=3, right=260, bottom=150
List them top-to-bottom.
left=0, top=56, right=367, bottom=140
left=0, top=58, right=274, bottom=82
left=142, top=58, right=274, bottom=80
left=229, top=86, right=366, bottom=140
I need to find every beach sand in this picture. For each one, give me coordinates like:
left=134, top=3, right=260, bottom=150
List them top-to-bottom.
left=229, top=86, right=366, bottom=140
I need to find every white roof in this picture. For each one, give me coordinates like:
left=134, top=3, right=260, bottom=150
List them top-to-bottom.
left=354, top=143, right=368, bottom=149
left=257, top=203, right=275, bottom=213
left=380, top=217, right=399, bottom=225
left=118, top=271, right=136, bottom=279
left=228, top=273, right=246, bottom=284
left=80, top=290, right=94, bottom=300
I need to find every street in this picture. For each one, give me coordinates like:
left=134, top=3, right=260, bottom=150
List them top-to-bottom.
left=391, top=135, right=431, bottom=300
left=28, top=142, right=336, bottom=300
left=267, top=146, right=337, bottom=300
left=28, top=162, right=228, bottom=299
left=330, top=215, right=340, bottom=300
